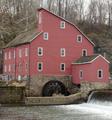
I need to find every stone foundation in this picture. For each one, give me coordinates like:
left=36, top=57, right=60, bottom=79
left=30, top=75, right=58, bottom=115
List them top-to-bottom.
left=28, top=75, right=73, bottom=96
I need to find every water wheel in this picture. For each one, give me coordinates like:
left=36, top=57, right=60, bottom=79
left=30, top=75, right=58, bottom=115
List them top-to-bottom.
left=42, top=80, right=70, bottom=96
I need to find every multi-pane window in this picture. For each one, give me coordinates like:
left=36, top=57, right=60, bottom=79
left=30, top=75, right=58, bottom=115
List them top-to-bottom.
left=60, top=21, right=65, bottom=29
left=43, top=32, right=48, bottom=40
left=77, top=35, right=82, bottom=43
left=38, top=47, right=43, bottom=56
left=25, top=48, right=29, bottom=56
left=60, top=48, right=66, bottom=57
left=19, top=49, right=22, bottom=58
left=82, top=49, right=87, bottom=56
left=9, top=51, right=11, bottom=59
left=4, top=52, right=7, bottom=60
left=37, top=62, right=43, bottom=71
left=60, top=63, right=65, bottom=71
left=97, top=69, right=103, bottom=79
left=79, top=70, right=83, bottom=79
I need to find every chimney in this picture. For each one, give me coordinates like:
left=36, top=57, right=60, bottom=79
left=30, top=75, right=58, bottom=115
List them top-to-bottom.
left=103, top=52, right=106, bottom=58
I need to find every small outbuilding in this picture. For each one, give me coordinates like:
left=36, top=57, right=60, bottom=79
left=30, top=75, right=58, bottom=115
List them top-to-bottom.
left=72, top=54, right=110, bottom=85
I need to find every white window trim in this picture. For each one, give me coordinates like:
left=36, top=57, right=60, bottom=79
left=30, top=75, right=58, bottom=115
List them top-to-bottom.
left=60, top=21, right=65, bottom=29
left=43, top=32, right=48, bottom=40
left=77, top=35, right=82, bottom=43
left=38, top=47, right=43, bottom=56
left=25, top=48, right=28, bottom=56
left=60, top=48, right=66, bottom=57
left=19, top=49, right=22, bottom=58
left=82, top=49, right=87, bottom=56
left=9, top=51, right=11, bottom=59
left=37, top=62, right=43, bottom=72
left=60, top=63, right=65, bottom=71
left=97, top=69, right=103, bottom=79
left=79, top=70, right=83, bottom=79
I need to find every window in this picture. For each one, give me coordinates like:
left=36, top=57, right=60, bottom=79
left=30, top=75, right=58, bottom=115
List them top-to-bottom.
left=39, top=12, right=42, bottom=24
left=60, top=21, right=65, bottom=29
left=43, top=32, right=48, bottom=40
left=77, top=35, right=82, bottom=43
left=38, top=47, right=43, bottom=56
left=25, top=48, right=29, bottom=56
left=60, top=48, right=66, bottom=57
left=19, top=49, right=22, bottom=58
left=82, top=49, right=87, bottom=56
left=9, top=51, right=11, bottom=59
left=4, top=52, right=7, bottom=60
left=37, top=62, right=43, bottom=71
left=18, top=63, right=22, bottom=72
left=25, top=63, right=28, bottom=72
left=60, top=63, right=65, bottom=71
left=9, top=64, right=11, bottom=72
left=4, top=65, right=7, bottom=72
left=97, top=69, right=103, bottom=79
left=79, top=70, right=83, bottom=79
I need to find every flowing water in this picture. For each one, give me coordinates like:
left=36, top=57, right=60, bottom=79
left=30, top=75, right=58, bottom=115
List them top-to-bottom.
left=1, top=92, right=112, bottom=120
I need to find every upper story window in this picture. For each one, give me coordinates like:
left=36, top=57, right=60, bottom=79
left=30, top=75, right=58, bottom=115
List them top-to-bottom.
left=39, top=12, right=42, bottom=24
left=60, top=21, right=65, bottom=29
left=43, top=32, right=48, bottom=40
left=77, top=35, right=82, bottom=43
left=38, top=47, right=43, bottom=56
left=25, top=48, right=29, bottom=56
left=60, top=48, right=66, bottom=57
left=19, top=49, right=22, bottom=58
left=82, top=49, right=87, bottom=56
left=9, top=51, right=11, bottom=59
left=4, top=52, right=7, bottom=60
left=37, top=62, right=43, bottom=72
left=60, top=63, right=65, bottom=71
left=97, top=69, right=103, bottom=79
left=79, top=70, right=83, bottom=79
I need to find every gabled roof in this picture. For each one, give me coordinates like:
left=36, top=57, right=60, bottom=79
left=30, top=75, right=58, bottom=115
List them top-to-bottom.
left=38, top=8, right=95, bottom=46
left=4, top=29, right=42, bottom=48
left=73, top=54, right=110, bottom=64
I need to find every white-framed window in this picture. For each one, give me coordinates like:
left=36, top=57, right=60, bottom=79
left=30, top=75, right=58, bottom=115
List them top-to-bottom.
left=39, top=12, right=42, bottom=24
left=60, top=21, right=65, bottom=29
left=43, top=32, right=48, bottom=40
left=77, top=35, right=82, bottom=43
left=38, top=47, right=43, bottom=56
left=25, top=48, right=29, bottom=56
left=60, top=48, right=66, bottom=57
left=19, top=49, right=22, bottom=58
left=82, top=49, right=87, bottom=56
left=14, top=50, right=15, bottom=59
left=9, top=51, right=11, bottom=59
left=4, top=52, right=7, bottom=60
left=37, top=62, right=43, bottom=72
left=60, top=63, right=65, bottom=71
left=9, top=64, right=11, bottom=72
left=4, top=65, right=7, bottom=72
left=97, top=69, right=103, bottom=79
left=79, top=70, right=83, bottom=79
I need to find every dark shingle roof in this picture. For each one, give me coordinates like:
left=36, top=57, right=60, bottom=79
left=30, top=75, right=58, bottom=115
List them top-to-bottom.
left=5, top=29, right=42, bottom=48
left=74, top=54, right=99, bottom=64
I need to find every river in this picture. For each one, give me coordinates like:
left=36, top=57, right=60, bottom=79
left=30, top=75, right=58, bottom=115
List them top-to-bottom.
left=0, top=102, right=112, bottom=120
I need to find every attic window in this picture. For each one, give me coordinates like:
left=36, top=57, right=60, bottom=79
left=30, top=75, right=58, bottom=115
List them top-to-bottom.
left=60, top=21, right=65, bottom=29
left=43, top=32, right=48, bottom=40
left=77, top=35, right=82, bottom=43
left=82, top=49, right=87, bottom=56
left=97, top=69, right=103, bottom=79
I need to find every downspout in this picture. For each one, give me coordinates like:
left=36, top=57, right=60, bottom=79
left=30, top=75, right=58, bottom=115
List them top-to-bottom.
left=15, top=47, right=16, bottom=80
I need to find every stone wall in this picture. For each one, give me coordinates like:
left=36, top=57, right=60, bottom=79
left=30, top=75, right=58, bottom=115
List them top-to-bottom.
left=29, top=75, right=72, bottom=96
left=81, top=81, right=109, bottom=97
left=0, top=86, right=25, bottom=104
left=25, top=93, right=82, bottom=105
